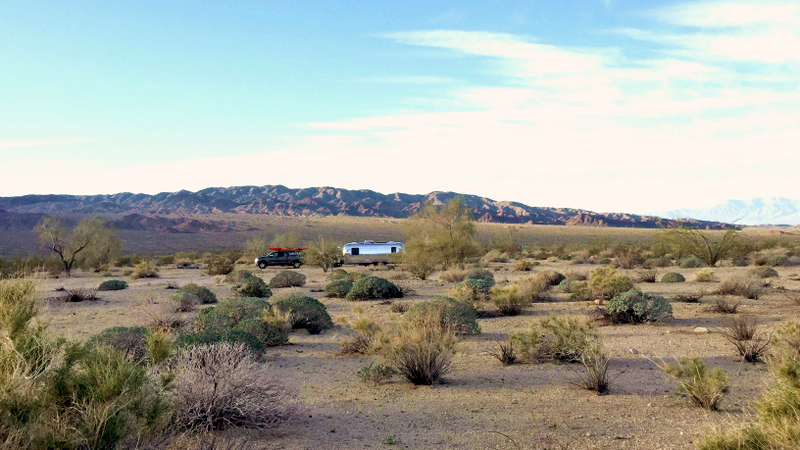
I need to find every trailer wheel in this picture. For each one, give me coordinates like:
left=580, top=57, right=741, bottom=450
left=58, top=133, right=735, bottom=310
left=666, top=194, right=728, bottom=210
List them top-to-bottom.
left=257, top=261, right=267, bottom=269
left=292, top=261, right=301, bottom=269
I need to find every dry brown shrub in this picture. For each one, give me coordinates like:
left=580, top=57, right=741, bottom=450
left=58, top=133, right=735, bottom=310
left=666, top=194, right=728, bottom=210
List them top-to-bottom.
left=171, top=342, right=292, bottom=432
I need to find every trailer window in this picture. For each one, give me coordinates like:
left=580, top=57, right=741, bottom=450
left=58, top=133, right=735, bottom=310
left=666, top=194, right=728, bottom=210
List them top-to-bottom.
left=391, top=247, right=396, bottom=253
left=351, top=248, right=359, bottom=256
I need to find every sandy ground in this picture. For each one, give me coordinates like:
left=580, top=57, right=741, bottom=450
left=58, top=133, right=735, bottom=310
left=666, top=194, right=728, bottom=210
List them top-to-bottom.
left=34, top=260, right=800, bottom=449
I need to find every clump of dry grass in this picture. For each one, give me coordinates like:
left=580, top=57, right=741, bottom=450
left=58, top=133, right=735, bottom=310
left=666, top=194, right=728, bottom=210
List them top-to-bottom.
left=131, top=260, right=159, bottom=279
left=635, top=269, right=657, bottom=283
left=694, top=269, right=716, bottom=282
left=717, top=276, right=765, bottom=299
left=61, top=287, right=99, bottom=302
left=709, top=297, right=741, bottom=314
left=485, top=340, right=517, bottom=366
left=572, top=341, right=610, bottom=395
left=659, top=357, right=729, bottom=410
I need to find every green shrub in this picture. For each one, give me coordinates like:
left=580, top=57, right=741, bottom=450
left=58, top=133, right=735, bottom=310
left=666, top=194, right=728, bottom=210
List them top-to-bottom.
left=766, top=254, right=791, bottom=267
left=678, top=257, right=706, bottom=268
left=131, top=260, right=159, bottom=279
left=589, top=266, right=633, bottom=300
left=752, top=266, right=779, bottom=278
left=329, top=268, right=364, bottom=282
left=439, top=268, right=468, bottom=283
left=464, top=268, right=495, bottom=285
left=269, top=270, right=307, bottom=288
left=538, top=270, right=566, bottom=286
left=661, top=272, right=686, bottom=283
left=516, top=273, right=554, bottom=302
left=236, top=276, right=272, bottom=298
left=346, top=276, right=402, bottom=301
left=461, top=278, right=493, bottom=294
left=97, top=279, right=128, bottom=291
left=323, top=279, right=354, bottom=298
left=177, top=283, right=217, bottom=304
left=491, top=285, right=528, bottom=316
left=605, top=290, right=672, bottom=324
left=164, top=292, right=201, bottom=313
left=273, top=296, right=333, bottom=334
left=405, top=296, right=480, bottom=335
left=187, top=297, right=288, bottom=351
left=512, top=315, right=599, bottom=363
left=87, top=326, right=149, bottom=362
left=660, top=357, right=729, bottom=410
left=357, top=361, right=397, bottom=385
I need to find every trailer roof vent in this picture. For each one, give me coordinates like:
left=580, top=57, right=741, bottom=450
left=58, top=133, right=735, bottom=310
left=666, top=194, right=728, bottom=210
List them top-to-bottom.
left=363, top=240, right=374, bottom=244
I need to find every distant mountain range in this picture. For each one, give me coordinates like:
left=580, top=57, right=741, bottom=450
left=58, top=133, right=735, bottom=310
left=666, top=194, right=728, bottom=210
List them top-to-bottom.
left=0, top=185, right=733, bottom=231
left=659, top=198, right=800, bottom=226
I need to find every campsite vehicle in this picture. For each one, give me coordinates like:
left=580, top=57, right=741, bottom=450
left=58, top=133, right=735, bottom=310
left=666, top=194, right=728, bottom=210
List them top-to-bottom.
left=339, top=240, right=404, bottom=265
left=255, top=247, right=306, bottom=269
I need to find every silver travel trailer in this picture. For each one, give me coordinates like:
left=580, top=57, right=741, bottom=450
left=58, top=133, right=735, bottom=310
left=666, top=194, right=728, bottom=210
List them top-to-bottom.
left=340, top=240, right=404, bottom=265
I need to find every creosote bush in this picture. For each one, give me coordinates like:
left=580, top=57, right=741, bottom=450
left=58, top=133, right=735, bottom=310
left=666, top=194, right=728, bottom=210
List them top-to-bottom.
left=205, top=253, right=235, bottom=276
left=131, top=260, right=159, bottom=279
left=589, top=266, right=633, bottom=300
left=751, top=266, right=779, bottom=279
left=440, top=268, right=468, bottom=283
left=465, top=268, right=495, bottom=286
left=694, top=269, right=716, bottom=283
left=269, top=270, right=307, bottom=288
left=229, top=272, right=272, bottom=298
left=661, top=272, right=686, bottom=283
left=346, top=276, right=402, bottom=301
left=98, top=279, right=128, bottom=291
left=323, top=279, right=354, bottom=298
left=177, top=282, right=217, bottom=304
left=491, top=285, right=529, bottom=316
left=605, top=290, right=672, bottom=324
left=164, top=291, right=201, bottom=313
left=273, top=296, right=333, bottom=334
left=184, top=297, right=288, bottom=352
left=87, top=326, right=149, bottom=363
left=171, top=342, right=291, bottom=432
left=660, top=357, right=729, bottom=410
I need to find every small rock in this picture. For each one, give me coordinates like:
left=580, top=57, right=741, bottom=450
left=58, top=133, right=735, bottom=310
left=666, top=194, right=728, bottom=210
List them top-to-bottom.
left=694, top=327, right=709, bottom=335
left=629, top=348, right=639, bottom=355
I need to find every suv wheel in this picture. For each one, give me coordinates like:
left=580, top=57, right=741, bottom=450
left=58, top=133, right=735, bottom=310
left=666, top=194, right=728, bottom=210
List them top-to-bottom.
left=258, top=261, right=267, bottom=269
left=292, top=261, right=301, bottom=269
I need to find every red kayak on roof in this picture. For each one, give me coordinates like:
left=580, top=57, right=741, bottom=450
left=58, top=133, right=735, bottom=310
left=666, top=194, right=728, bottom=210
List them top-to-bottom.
left=268, top=247, right=308, bottom=251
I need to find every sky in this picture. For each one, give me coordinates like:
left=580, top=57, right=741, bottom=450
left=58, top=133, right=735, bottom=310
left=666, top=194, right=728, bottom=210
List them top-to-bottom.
left=2, top=0, right=799, bottom=214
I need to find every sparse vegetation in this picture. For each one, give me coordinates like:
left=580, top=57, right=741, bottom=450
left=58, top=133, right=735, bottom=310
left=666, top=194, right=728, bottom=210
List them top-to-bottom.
left=659, top=226, right=741, bottom=267
left=589, top=266, right=634, bottom=301
left=269, top=270, right=307, bottom=288
left=346, top=276, right=402, bottom=301
left=98, top=279, right=128, bottom=291
left=177, top=282, right=217, bottom=304
left=605, top=290, right=672, bottom=323
left=405, top=296, right=480, bottom=335
left=512, top=315, right=599, bottom=363
left=720, top=315, right=770, bottom=363
left=660, top=357, right=729, bottom=410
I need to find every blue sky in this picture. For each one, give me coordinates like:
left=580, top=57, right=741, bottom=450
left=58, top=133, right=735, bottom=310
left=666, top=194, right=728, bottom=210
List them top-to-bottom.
left=2, top=1, right=799, bottom=214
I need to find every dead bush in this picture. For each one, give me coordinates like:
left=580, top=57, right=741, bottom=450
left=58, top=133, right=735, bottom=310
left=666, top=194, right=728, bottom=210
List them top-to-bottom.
left=635, top=269, right=657, bottom=283
left=717, top=276, right=765, bottom=299
left=61, top=287, right=99, bottom=302
left=709, top=297, right=741, bottom=314
left=380, top=309, right=457, bottom=385
left=720, top=315, right=770, bottom=363
left=485, top=339, right=517, bottom=366
left=171, top=342, right=292, bottom=432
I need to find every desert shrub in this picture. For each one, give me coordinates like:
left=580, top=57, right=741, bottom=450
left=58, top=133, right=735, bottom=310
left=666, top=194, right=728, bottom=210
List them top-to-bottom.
left=659, top=227, right=740, bottom=267
left=205, top=253, right=235, bottom=276
left=766, top=254, right=791, bottom=267
left=642, top=257, right=672, bottom=269
left=678, top=257, right=706, bottom=268
left=514, top=259, right=535, bottom=271
left=132, top=260, right=159, bottom=279
left=589, top=266, right=633, bottom=300
left=751, top=266, right=779, bottom=278
left=328, top=268, right=362, bottom=282
left=440, top=268, right=468, bottom=283
left=465, top=268, right=495, bottom=285
left=635, top=269, right=657, bottom=283
left=694, top=269, right=716, bottom=282
left=269, top=270, right=307, bottom=288
left=539, top=270, right=567, bottom=286
left=661, top=272, right=686, bottom=283
left=516, top=274, right=553, bottom=302
left=234, top=275, right=272, bottom=298
left=346, top=276, right=402, bottom=301
left=717, top=276, right=765, bottom=299
left=461, top=278, right=493, bottom=295
left=97, top=279, right=128, bottom=291
left=324, top=279, right=354, bottom=298
left=177, top=283, right=217, bottom=304
left=446, top=283, right=489, bottom=316
left=491, top=285, right=528, bottom=316
left=61, top=287, right=98, bottom=302
left=605, top=290, right=672, bottom=324
left=673, top=290, right=704, bottom=303
left=164, top=291, right=201, bottom=313
left=273, top=296, right=333, bottom=334
left=405, top=296, right=480, bottom=335
left=710, top=296, right=741, bottom=314
left=189, top=297, right=288, bottom=350
left=380, top=308, right=458, bottom=385
left=512, top=315, right=599, bottom=363
left=721, top=315, right=770, bottom=363
left=772, top=321, right=800, bottom=360
left=87, top=326, right=149, bottom=362
left=146, top=327, right=172, bottom=364
left=486, top=339, right=517, bottom=366
left=575, top=340, right=610, bottom=395
left=171, top=342, right=291, bottom=432
left=660, top=357, right=729, bottom=410
left=357, top=361, right=397, bottom=385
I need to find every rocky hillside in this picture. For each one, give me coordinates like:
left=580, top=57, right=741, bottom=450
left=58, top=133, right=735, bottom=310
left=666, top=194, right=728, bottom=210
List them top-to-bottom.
left=0, top=185, right=731, bottom=230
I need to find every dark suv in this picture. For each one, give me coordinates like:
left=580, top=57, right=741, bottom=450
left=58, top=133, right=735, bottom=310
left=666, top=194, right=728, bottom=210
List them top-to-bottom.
left=254, top=249, right=304, bottom=269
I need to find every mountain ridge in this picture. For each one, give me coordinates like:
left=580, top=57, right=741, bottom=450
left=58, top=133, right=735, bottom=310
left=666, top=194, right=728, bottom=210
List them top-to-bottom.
left=0, top=185, right=733, bottom=230
left=660, top=197, right=800, bottom=226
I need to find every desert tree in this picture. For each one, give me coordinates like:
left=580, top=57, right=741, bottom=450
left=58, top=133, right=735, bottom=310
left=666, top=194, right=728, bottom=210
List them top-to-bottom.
left=403, top=197, right=481, bottom=274
left=35, top=216, right=122, bottom=276
left=658, top=223, right=741, bottom=267
left=304, top=236, right=340, bottom=272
